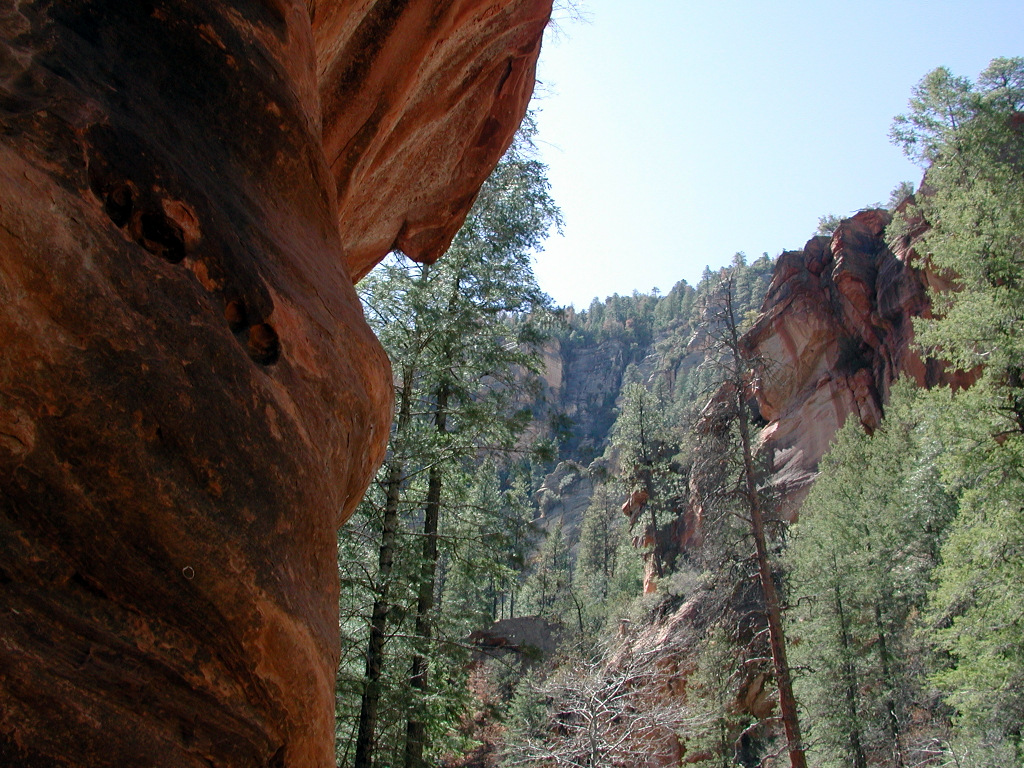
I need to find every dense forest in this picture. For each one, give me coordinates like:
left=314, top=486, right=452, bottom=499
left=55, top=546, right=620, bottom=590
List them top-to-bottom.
left=336, top=58, right=1024, bottom=768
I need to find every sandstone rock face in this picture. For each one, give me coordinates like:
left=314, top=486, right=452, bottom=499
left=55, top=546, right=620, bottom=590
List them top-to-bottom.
left=313, top=0, right=553, bottom=280
left=0, top=2, right=549, bottom=766
left=740, top=209, right=964, bottom=514
left=607, top=211, right=972, bottom=763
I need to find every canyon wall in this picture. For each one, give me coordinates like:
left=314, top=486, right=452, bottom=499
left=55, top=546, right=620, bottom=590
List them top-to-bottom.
left=0, top=1, right=550, bottom=766
left=742, top=208, right=968, bottom=515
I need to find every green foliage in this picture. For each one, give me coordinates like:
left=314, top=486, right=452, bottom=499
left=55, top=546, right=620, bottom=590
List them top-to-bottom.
left=338, top=52, right=1024, bottom=768
left=775, top=58, right=1024, bottom=767
left=885, top=58, right=1024, bottom=763
left=889, top=59, right=1024, bottom=165
left=890, top=59, right=1024, bottom=389
left=338, top=118, right=559, bottom=768
left=888, top=180, right=915, bottom=210
left=816, top=213, right=843, bottom=235
left=489, top=251, right=776, bottom=767
left=537, top=255, right=773, bottom=467
left=608, top=382, right=688, bottom=580
left=788, top=383, right=957, bottom=767
left=922, top=385, right=1024, bottom=764
left=443, top=461, right=538, bottom=626
left=572, top=484, right=643, bottom=641
left=574, top=485, right=621, bottom=604
left=519, top=519, right=574, bottom=621
left=680, top=625, right=753, bottom=768
left=502, top=669, right=550, bottom=749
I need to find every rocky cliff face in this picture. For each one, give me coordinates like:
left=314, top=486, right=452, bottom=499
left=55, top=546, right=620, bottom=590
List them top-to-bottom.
left=0, top=2, right=550, bottom=766
left=741, top=208, right=969, bottom=515
left=537, top=335, right=637, bottom=461
left=534, top=460, right=595, bottom=544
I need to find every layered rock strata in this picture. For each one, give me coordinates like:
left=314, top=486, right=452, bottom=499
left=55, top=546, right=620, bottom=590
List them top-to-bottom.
left=0, top=1, right=550, bottom=766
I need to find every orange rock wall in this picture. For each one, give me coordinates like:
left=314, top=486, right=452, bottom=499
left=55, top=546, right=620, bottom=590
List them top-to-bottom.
left=313, top=0, right=553, bottom=279
left=0, top=1, right=550, bottom=766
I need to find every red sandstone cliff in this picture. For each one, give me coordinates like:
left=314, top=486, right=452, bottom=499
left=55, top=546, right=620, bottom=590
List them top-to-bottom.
left=0, top=2, right=550, bottom=766
left=741, top=208, right=968, bottom=515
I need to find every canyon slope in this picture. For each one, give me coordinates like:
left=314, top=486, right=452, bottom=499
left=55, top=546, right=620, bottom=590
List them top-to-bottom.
left=0, top=2, right=550, bottom=766
left=526, top=211, right=963, bottom=589
left=564, top=211, right=965, bottom=765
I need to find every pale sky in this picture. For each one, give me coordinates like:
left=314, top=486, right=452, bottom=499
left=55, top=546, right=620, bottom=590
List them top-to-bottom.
left=530, top=0, right=1024, bottom=308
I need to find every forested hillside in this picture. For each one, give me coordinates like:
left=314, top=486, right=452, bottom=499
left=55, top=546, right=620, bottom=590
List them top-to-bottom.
left=339, top=58, right=1024, bottom=768
left=788, top=58, right=1024, bottom=768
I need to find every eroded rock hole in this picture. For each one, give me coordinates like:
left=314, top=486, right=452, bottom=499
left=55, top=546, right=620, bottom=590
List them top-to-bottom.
left=103, top=184, right=135, bottom=227
left=137, top=212, right=186, bottom=263
left=224, top=299, right=248, bottom=332
left=247, top=323, right=280, bottom=366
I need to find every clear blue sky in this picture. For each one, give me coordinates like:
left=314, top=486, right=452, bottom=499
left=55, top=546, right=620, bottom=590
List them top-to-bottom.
left=530, top=0, right=1024, bottom=309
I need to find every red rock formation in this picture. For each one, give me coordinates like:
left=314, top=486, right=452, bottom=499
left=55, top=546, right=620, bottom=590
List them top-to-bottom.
left=314, top=1, right=552, bottom=280
left=0, top=2, right=550, bottom=766
left=740, top=208, right=967, bottom=515
left=617, top=209, right=975, bottom=764
left=621, top=488, right=648, bottom=525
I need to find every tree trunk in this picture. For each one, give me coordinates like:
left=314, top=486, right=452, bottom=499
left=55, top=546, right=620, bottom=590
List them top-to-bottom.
left=727, top=285, right=806, bottom=768
left=354, top=366, right=415, bottom=768
left=404, top=380, right=450, bottom=768
left=635, top=397, right=664, bottom=578
left=646, top=481, right=664, bottom=578
left=864, top=533, right=905, bottom=768
left=833, top=555, right=867, bottom=768
left=874, top=603, right=906, bottom=768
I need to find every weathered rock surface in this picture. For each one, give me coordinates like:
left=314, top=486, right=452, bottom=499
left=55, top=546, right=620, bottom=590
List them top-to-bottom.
left=313, top=0, right=552, bottom=280
left=0, top=1, right=549, bottom=766
left=741, top=208, right=968, bottom=514
left=537, top=336, right=635, bottom=461
left=534, top=460, right=595, bottom=543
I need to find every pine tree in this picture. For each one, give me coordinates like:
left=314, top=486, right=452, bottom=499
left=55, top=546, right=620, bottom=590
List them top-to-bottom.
left=889, top=57, right=1024, bottom=763
left=341, top=117, right=560, bottom=768
left=697, top=276, right=806, bottom=768
left=611, top=383, right=678, bottom=579
left=787, top=383, right=957, bottom=768
left=575, top=485, right=621, bottom=606
left=520, top=519, right=573, bottom=622
left=682, top=625, right=752, bottom=768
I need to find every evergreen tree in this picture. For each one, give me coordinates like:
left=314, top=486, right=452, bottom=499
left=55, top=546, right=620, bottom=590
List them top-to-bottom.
left=889, top=57, right=1024, bottom=764
left=341, top=116, right=560, bottom=768
left=695, top=275, right=806, bottom=768
left=611, top=383, right=680, bottom=579
left=788, top=383, right=957, bottom=768
left=440, top=461, right=539, bottom=625
left=572, top=483, right=643, bottom=642
left=575, top=484, right=622, bottom=607
left=520, top=519, right=574, bottom=623
left=682, top=625, right=753, bottom=768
